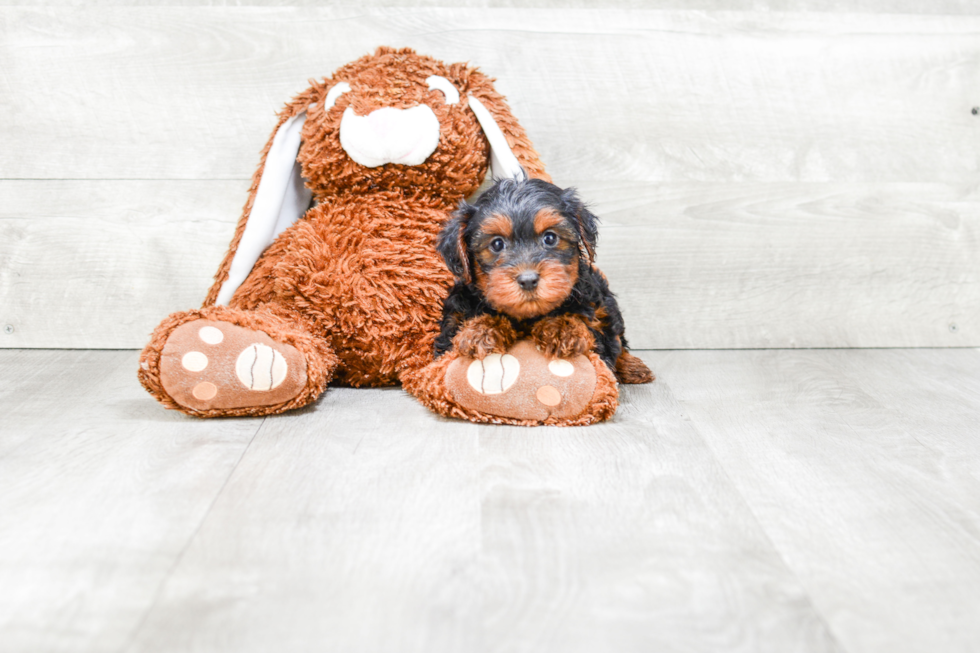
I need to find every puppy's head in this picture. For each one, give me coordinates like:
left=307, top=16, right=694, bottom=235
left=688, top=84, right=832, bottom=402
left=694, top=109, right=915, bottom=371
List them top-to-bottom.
left=437, top=177, right=599, bottom=319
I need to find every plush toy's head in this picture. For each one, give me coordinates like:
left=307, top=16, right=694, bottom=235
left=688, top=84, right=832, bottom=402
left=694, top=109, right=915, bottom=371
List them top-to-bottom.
left=209, top=47, right=550, bottom=307
left=299, top=48, right=503, bottom=197
left=437, top=177, right=600, bottom=320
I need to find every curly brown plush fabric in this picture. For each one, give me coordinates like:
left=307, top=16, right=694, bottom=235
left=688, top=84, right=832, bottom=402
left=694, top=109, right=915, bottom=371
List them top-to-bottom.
left=140, top=47, right=553, bottom=417
left=140, top=47, right=629, bottom=426
left=203, top=48, right=550, bottom=308
left=138, top=304, right=337, bottom=418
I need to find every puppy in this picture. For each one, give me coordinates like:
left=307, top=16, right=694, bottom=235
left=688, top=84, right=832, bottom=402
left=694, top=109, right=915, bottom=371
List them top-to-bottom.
left=434, top=176, right=653, bottom=384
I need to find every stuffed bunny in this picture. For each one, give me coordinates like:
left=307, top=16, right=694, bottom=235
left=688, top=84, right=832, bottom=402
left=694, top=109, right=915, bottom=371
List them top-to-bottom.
left=139, top=46, right=621, bottom=425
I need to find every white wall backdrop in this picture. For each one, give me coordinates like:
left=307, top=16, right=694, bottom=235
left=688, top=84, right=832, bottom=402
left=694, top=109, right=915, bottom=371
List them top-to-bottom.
left=1, top=5, right=978, bottom=348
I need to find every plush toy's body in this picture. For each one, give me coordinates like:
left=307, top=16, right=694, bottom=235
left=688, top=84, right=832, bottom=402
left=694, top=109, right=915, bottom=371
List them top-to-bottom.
left=139, top=47, right=638, bottom=425
left=139, top=47, right=549, bottom=416
left=226, top=192, right=452, bottom=388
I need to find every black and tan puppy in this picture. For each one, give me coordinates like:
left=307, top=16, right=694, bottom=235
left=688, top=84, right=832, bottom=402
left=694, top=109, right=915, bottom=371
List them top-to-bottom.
left=434, top=176, right=653, bottom=384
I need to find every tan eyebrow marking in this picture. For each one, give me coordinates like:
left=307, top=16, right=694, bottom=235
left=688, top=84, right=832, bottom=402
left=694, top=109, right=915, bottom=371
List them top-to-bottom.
left=533, top=208, right=565, bottom=234
left=482, top=213, right=514, bottom=238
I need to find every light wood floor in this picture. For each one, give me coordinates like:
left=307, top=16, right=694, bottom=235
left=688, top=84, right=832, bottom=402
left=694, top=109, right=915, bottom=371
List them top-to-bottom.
left=1, top=348, right=978, bottom=653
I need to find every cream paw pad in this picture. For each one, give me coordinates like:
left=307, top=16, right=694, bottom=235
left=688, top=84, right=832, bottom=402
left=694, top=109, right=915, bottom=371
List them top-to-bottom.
left=159, top=320, right=307, bottom=412
left=445, top=340, right=597, bottom=421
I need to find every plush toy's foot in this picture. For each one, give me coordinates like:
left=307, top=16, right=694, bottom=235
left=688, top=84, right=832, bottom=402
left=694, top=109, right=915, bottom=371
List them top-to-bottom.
left=139, top=306, right=337, bottom=417
left=159, top=319, right=308, bottom=412
left=403, top=340, right=619, bottom=426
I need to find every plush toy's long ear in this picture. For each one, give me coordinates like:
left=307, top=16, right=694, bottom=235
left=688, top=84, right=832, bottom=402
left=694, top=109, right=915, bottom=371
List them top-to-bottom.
left=466, top=71, right=552, bottom=185
left=467, top=96, right=524, bottom=181
left=204, top=103, right=314, bottom=307
left=212, top=111, right=311, bottom=305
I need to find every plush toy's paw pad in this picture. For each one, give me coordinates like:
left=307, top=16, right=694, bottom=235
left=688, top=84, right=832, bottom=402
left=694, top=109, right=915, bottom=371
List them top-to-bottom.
left=159, top=320, right=307, bottom=411
left=446, top=340, right=598, bottom=421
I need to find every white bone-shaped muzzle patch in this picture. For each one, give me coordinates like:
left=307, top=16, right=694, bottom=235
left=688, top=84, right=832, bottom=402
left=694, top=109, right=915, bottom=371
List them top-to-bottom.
left=339, top=105, right=441, bottom=168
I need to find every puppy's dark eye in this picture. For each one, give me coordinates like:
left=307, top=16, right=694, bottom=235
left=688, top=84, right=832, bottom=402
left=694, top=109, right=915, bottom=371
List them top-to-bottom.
left=542, top=231, right=558, bottom=247
left=490, top=237, right=506, bottom=253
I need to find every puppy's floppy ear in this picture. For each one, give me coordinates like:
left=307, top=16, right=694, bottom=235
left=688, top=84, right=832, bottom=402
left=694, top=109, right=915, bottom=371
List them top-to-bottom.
left=560, top=187, right=599, bottom=264
left=438, top=200, right=478, bottom=283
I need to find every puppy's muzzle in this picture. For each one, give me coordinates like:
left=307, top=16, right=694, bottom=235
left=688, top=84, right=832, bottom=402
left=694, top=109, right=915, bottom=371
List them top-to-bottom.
left=339, top=105, right=441, bottom=168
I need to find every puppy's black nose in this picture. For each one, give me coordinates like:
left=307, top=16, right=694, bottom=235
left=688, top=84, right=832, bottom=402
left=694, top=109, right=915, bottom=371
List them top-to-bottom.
left=516, top=271, right=539, bottom=291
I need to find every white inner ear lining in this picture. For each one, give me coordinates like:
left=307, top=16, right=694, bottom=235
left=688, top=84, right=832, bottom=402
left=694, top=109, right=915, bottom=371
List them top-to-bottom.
left=425, top=75, right=459, bottom=105
left=324, top=82, right=351, bottom=111
left=467, top=94, right=525, bottom=181
left=216, top=111, right=311, bottom=306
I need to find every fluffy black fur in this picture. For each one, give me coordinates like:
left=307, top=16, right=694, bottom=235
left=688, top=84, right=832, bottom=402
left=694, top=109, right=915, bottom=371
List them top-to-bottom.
left=434, top=176, right=635, bottom=377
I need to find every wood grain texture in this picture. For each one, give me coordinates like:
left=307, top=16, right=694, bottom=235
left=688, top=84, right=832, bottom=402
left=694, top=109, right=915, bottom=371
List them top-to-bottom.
left=8, top=0, right=980, bottom=12
left=1, top=8, right=978, bottom=183
left=2, top=8, right=977, bottom=350
left=0, top=180, right=245, bottom=349
left=2, top=180, right=976, bottom=349
left=590, top=181, right=980, bottom=348
left=653, top=347, right=980, bottom=653
left=6, top=348, right=980, bottom=652
left=0, top=349, right=262, bottom=653
left=120, top=357, right=840, bottom=653
left=478, top=373, right=840, bottom=653
left=123, top=385, right=484, bottom=653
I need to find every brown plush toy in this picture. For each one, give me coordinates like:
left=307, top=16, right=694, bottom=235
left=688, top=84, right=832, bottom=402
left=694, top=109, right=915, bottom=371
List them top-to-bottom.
left=139, top=46, right=633, bottom=425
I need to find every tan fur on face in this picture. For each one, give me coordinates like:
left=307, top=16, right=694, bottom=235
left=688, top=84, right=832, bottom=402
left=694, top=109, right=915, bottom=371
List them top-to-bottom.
left=533, top=208, right=564, bottom=234
left=482, top=213, right=514, bottom=238
left=480, top=259, right=578, bottom=319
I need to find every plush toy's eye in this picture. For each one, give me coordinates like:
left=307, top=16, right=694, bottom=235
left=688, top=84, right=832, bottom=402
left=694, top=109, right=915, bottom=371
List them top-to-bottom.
left=426, top=76, right=460, bottom=105
left=324, top=82, right=351, bottom=111
left=542, top=231, right=558, bottom=247
left=489, top=237, right=506, bottom=253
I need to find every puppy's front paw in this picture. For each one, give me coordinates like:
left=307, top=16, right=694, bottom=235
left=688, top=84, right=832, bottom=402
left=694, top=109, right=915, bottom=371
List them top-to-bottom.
left=454, top=315, right=518, bottom=359
left=531, top=316, right=595, bottom=359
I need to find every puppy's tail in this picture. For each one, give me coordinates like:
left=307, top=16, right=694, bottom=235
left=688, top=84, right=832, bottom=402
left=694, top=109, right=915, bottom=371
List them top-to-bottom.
left=616, top=351, right=654, bottom=384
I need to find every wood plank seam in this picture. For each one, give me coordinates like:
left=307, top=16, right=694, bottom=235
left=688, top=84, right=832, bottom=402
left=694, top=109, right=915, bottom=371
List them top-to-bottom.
left=119, top=417, right=269, bottom=653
